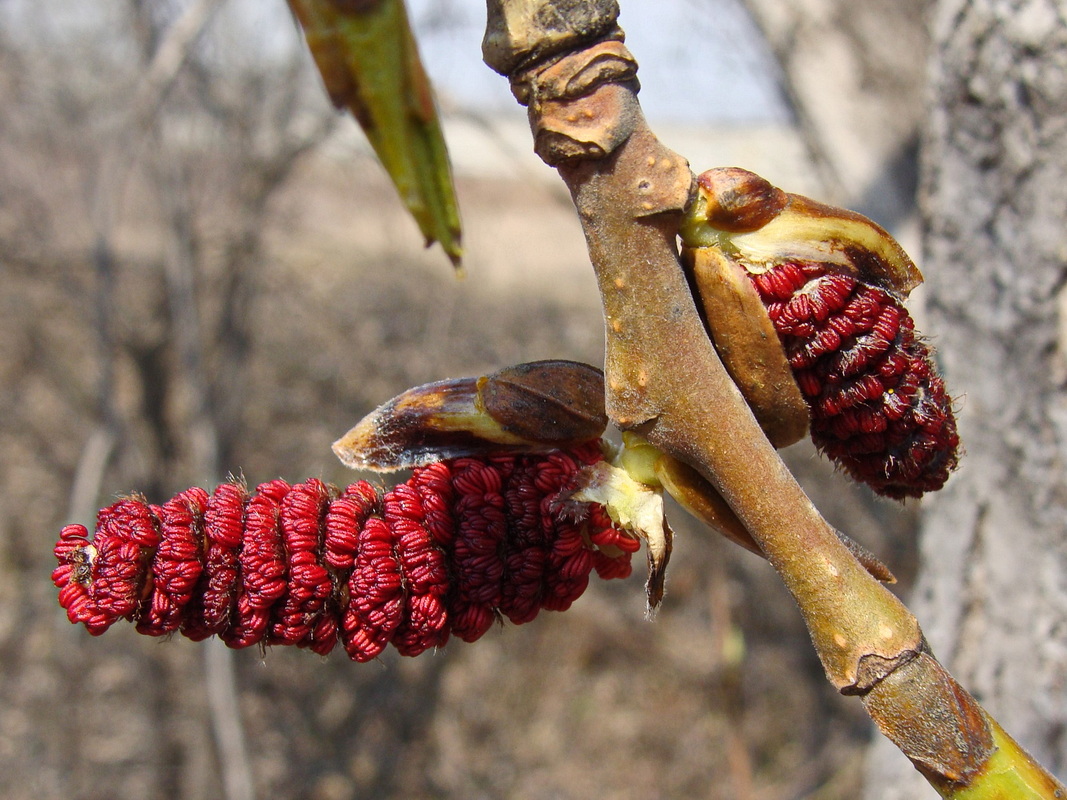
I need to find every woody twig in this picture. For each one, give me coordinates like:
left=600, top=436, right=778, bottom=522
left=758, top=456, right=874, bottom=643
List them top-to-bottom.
left=481, top=1, right=1063, bottom=795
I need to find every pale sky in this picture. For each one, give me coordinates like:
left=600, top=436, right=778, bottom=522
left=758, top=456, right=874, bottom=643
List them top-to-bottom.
left=0, top=0, right=787, bottom=127
left=407, top=0, right=789, bottom=126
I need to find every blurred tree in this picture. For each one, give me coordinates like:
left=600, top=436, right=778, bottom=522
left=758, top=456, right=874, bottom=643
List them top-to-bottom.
left=0, top=0, right=337, bottom=500
left=739, top=0, right=1067, bottom=792
left=742, top=0, right=926, bottom=225
left=862, top=1, right=1067, bottom=796
left=0, top=3, right=336, bottom=798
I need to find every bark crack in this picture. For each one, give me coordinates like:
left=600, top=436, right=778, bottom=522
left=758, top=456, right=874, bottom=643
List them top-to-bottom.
left=951, top=500, right=989, bottom=685
left=842, top=645, right=924, bottom=696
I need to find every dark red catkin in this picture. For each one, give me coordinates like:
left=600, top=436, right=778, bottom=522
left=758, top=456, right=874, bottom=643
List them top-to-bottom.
left=749, top=261, right=959, bottom=499
left=53, top=442, right=637, bottom=662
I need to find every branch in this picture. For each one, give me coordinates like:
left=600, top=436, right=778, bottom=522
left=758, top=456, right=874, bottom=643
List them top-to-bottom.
left=90, top=0, right=226, bottom=236
left=482, top=1, right=1065, bottom=796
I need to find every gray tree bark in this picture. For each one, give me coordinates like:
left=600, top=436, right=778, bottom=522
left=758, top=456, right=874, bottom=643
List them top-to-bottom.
left=865, top=1, right=1067, bottom=796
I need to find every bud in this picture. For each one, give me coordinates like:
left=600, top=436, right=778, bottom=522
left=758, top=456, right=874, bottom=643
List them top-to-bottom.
left=682, top=167, right=922, bottom=294
left=681, top=168, right=959, bottom=498
left=682, top=244, right=809, bottom=447
left=333, top=360, right=607, bottom=471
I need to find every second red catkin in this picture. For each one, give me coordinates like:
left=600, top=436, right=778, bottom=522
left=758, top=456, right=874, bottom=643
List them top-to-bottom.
left=749, top=261, right=959, bottom=499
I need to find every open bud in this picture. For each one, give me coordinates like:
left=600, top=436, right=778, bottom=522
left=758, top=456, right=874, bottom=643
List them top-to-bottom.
left=681, top=168, right=959, bottom=499
left=333, top=360, right=607, bottom=471
left=334, top=360, right=680, bottom=609
left=569, top=440, right=673, bottom=614
left=53, top=444, right=638, bottom=660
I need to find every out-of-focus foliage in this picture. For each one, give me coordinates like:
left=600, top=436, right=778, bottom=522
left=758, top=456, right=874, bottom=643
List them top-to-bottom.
left=289, top=0, right=463, bottom=267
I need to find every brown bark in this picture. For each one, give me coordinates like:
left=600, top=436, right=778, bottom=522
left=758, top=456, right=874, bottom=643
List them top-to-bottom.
left=865, top=1, right=1067, bottom=796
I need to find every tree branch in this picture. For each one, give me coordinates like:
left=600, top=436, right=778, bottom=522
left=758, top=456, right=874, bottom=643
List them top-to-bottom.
left=483, top=1, right=1065, bottom=795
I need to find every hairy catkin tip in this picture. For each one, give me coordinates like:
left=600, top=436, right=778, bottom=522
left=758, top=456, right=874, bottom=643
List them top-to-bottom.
left=751, top=262, right=959, bottom=498
left=54, top=443, right=635, bottom=661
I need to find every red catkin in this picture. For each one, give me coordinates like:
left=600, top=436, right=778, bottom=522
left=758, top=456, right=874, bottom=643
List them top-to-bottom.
left=749, top=262, right=960, bottom=499
left=53, top=443, right=634, bottom=662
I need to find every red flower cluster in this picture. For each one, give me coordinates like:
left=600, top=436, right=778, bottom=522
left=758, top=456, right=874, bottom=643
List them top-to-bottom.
left=750, top=262, right=959, bottom=499
left=53, top=443, right=637, bottom=662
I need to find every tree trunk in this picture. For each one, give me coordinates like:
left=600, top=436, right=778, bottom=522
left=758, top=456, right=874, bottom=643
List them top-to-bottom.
left=741, top=0, right=926, bottom=222
left=865, top=2, right=1067, bottom=796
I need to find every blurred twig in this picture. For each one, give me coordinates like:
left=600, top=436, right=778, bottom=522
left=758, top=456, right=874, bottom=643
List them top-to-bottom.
left=71, top=0, right=227, bottom=526
left=91, top=0, right=226, bottom=235
left=739, top=0, right=926, bottom=215
left=76, top=3, right=251, bottom=797
left=205, top=639, right=256, bottom=800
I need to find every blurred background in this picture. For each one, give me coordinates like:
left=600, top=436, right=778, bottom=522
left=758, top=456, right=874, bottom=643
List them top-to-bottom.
left=0, top=0, right=932, bottom=797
